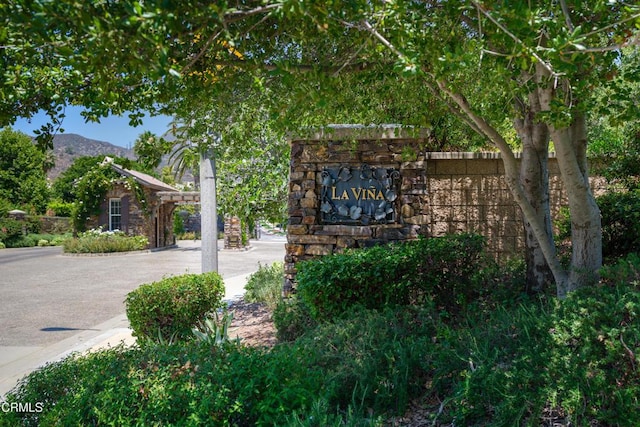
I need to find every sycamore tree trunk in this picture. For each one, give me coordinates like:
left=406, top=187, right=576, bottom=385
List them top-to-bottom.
left=531, top=65, right=602, bottom=296
left=439, top=72, right=601, bottom=297
left=438, top=80, right=569, bottom=296
left=514, top=82, right=555, bottom=293
left=547, top=114, right=602, bottom=296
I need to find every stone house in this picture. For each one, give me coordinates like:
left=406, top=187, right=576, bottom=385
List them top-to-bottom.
left=87, top=160, right=184, bottom=249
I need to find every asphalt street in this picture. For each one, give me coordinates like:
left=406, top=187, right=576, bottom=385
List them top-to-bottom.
left=0, top=238, right=285, bottom=348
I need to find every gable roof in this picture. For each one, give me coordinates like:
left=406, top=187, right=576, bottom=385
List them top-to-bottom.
left=102, top=157, right=179, bottom=192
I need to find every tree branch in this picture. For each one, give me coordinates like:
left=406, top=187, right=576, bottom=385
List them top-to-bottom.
left=471, top=0, right=559, bottom=78
left=559, top=0, right=575, bottom=32
left=223, top=4, right=282, bottom=23
left=360, top=20, right=407, bottom=61
left=182, top=30, right=224, bottom=75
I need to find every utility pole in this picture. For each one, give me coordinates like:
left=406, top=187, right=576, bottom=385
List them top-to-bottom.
left=200, top=146, right=218, bottom=272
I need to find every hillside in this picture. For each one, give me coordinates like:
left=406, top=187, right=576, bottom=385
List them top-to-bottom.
left=45, top=133, right=194, bottom=185
left=47, top=133, right=135, bottom=180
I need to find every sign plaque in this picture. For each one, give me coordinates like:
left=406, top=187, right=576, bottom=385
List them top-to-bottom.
left=320, top=164, right=400, bottom=225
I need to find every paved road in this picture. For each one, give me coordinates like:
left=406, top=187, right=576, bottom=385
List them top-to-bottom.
left=0, top=238, right=285, bottom=348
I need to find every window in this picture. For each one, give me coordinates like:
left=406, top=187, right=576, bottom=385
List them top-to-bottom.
left=109, top=198, right=122, bottom=231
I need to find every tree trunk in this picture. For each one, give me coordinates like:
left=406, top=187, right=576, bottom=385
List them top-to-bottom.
left=513, top=78, right=555, bottom=294
left=437, top=79, right=569, bottom=294
left=548, top=114, right=602, bottom=297
left=516, top=125, right=555, bottom=293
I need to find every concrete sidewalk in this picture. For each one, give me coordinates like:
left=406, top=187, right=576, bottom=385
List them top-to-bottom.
left=0, top=272, right=254, bottom=398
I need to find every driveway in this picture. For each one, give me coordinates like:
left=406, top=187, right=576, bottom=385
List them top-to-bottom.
left=0, top=239, right=285, bottom=347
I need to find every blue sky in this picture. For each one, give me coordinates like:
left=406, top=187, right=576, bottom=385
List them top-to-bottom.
left=11, top=105, right=173, bottom=149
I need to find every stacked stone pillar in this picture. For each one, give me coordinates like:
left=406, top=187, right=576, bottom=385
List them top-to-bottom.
left=284, top=126, right=429, bottom=294
left=224, top=215, right=246, bottom=249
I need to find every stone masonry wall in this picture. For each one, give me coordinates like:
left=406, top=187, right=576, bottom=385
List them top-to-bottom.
left=284, top=127, right=606, bottom=293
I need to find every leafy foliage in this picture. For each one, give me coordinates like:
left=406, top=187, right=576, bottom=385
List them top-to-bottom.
left=0, top=128, right=49, bottom=213
left=133, top=130, right=173, bottom=171
left=51, top=155, right=118, bottom=203
left=54, top=155, right=158, bottom=232
left=557, top=190, right=640, bottom=260
left=597, top=191, right=640, bottom=259
left=45, top=199, right=73, bottom=217
left=0, top=216, right=46, bottom=247
left=0, top=217, right=23, bottom=245
left=296, top=234, right=487, bottom=319
left=6, top=253, right=640, bottom=426
left=243, top=261, right=284, bottom=310
left=125, top=272, right=225, bottom=343
left=273, top=296, right=318, bottom=343
left=0, top=307, right=431, bottom=426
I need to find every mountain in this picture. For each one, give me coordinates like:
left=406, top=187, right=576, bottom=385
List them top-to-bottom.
left=45, top=133, right=195, bottom=186
left=47, top=133, right=135, bottom=180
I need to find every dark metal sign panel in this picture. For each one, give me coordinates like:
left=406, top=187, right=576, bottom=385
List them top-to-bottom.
left=320, top=164, right=400, bottom=225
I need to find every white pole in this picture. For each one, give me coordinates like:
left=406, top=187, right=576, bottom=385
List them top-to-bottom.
left=200, top=147, right=218, bottom=272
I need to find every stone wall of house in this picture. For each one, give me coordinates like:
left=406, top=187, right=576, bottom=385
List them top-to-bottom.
left=284, top=127, right=606, bottom=293
left=87, top=182, right=177, bottom=248
left=107, top=182, right=147, bottom=235
left=39, top=216, right=72, bottom=234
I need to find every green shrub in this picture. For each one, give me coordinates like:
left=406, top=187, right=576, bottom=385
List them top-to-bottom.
left=597, top=190, right=640, bottom=258
left=557, top=191, right=640, bottom=259
left=0, top=197, right=11, bottom=217
left=46, top=200, right=74, bottom=217
left=173, top=210, right=185, bottom=236
left=0, top=217, right=23, bottom=244
left=63, top=227, right=148, bottom=253
left=0, top=231, right=69, bottom=248
left=176, top=231, right=199, bottom=240
left=296, top=233, right=486, bottom=319
left=4, top=235, right=38, bottom=248
left=50, top=235, right=69, bottom=246
left=0, top=241, right=5, bottom=249
left=600, top=252, right=640, bottom=286
left=244, top=261, right=284, bottom=310
left=125, top=272, right=225, bottom=343
left=427, top=279, right=640, bottom=426
left=542, top=284, right=640, bottom=425
left=273, top=296, right=318, bottom=342
left=436, top=301, right=553, bottom=425
left=291, top=306, right=437, bottom=416
left=3, top=307, right=425, bottom=426
left=1, top=343, right=259, bottom=427
left=284, top=398, right=384, bottom=426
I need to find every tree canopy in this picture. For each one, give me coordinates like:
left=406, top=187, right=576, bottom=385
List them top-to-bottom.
left=1, top=1, right=639, bottom=295
left=0, top=128, right=49, bottom=213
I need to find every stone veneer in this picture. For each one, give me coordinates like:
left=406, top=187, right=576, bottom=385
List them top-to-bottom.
left=284, top=126, right=606, bottom=293
left=88, top=181, right=176, bottom=248
left=224, top=216, right=247, bottom=249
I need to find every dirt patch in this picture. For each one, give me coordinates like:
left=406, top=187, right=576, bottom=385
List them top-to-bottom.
left=226, top=298, right=277, bottom=348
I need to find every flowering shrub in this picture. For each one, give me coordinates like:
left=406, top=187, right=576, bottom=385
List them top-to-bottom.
left=63, top=227, right=149, bottom=253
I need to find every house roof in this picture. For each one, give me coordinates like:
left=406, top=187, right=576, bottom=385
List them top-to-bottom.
left=102, top=157, right=179, bottom=192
